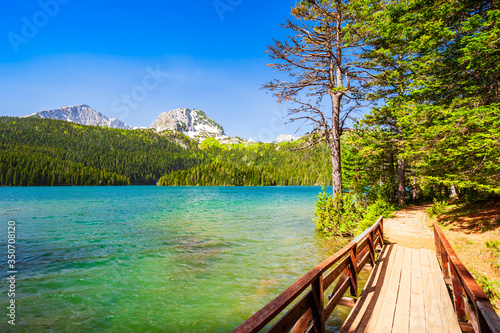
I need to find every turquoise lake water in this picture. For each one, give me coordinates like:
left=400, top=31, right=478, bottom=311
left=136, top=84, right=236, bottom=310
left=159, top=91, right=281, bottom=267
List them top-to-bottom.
left=0, top=186, right=358, bottom=332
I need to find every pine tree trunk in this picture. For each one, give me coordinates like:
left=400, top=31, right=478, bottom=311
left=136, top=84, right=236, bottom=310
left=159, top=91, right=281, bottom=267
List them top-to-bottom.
left=330, top=93, right=342, bottom=197
left=331, top=145, right=342, bottom=196
left=389, top=151, right=395, bottom=203
left=397, top=158, right=406, bottom=206
left=412, top=174, right=420, bottom=201
left=452, top=184, right=461, bottom=199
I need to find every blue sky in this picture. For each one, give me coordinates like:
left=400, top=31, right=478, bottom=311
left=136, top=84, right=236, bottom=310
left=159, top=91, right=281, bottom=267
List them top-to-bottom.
left=0, top=0, right=304, bottom=140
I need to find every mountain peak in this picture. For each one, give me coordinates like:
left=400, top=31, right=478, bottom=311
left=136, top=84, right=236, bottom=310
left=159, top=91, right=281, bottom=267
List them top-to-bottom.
left=23, top=105, right=131, bottom=129
left=150, top=108, right=225, bottom=138
left=275, top=134, right=299, bottom=143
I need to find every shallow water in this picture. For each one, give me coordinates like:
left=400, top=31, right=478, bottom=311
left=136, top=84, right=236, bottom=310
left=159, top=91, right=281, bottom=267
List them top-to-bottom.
left=0, top=186, right=358, bottom=332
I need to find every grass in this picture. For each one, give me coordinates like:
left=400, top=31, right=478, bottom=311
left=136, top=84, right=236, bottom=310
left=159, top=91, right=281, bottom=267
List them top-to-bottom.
left=486, top=239, right=500, bottom=271
left=471, top=268, right=500, bottom=310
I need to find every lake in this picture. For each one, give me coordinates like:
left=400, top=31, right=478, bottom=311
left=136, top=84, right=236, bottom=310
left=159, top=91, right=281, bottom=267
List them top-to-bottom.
left=0, top=186, right=357, bottom=332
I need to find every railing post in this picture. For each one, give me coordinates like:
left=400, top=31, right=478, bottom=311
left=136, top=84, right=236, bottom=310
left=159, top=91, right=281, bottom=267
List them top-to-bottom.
left=376, top=217, right=384, bottom=249
left=380, top=217, right=384, bottom=245
left=434, top=224, right=450, bottom=279
left=434, top=224, right=441, bottom=260
left=368, top=230, right=376, bottom=266
left=349, top=244, right=358, bottom=297
left=443, top=252, right=451, bottom=280
left=450, top=258, right=466, bottom=323
left=311, top=274, right=325, bottom=333
left=476, top=299, right=500, bottom=333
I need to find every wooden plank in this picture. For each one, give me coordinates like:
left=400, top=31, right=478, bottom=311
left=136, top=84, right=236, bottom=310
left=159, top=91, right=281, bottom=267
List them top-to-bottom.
left=233, top=216, right=386, bottom=333
left=315, top=216, right=384, bottom=272
left=350, top=216, right=383, bottom=244
left=434, top=222, right=500, bottom=332
left=433, top=223, right=488, bottom=303
left=367, top=231, right=376, bottom=267
left=372, top=233, right=382, bottom=254
left=356, top=237, right=370, bottom=257
left=315, top=243, right=355, bottom=273
left=339, top=244, right=391, bottom=333
left=341, top=244, right=472, bottom=333
left=356, top=244, right=369, bottom=267
left=360, top=244, right=399, bottom=332
left=372, top=244, right=404, bottom=332
left=349, top=246, right=358, bottom=297
left=392, top=247, right=412, bottom=333
left=420, top=248, right=443, bottom=333
left=409, top=249, right=425, bottom=333
left=426, top=249, right=462, bottom=333
left=356, top=250, right=371, bottom=275
left=323, top=255, right=350, bottom=290
left=450, top=263, right=466, bottom=322
left=233, top=268, right=321, bottom=333
left=329, top=269, right=349, bottom=304
left=311, top=274, right=325, bottom=333
left=324, top=274, right=351, bottom=319
left=268, top=291, right=314, bottom=333
left=463, top=295, right=479, bottom=333
left=338, top=297, right=356, bottom=308
left=476, top=299, right=500, bottom=333
left=290, top=308, right=313, bottom=333
left=459, top=322, right=474, bottom=333
left=305, top=323, right=317, bottom=333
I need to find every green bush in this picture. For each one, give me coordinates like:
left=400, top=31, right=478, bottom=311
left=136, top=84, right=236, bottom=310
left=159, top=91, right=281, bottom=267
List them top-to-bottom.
left=313, top=187, right=394, bottom=237
left=314, top=187, right=362, bottom=237
left=357, top=197, right=395, bottom=234
left=426, top=198, right=448, bottom=218
left=486, top=239, right=500, bottom=251
left=486, top=239, right=500, bottom=270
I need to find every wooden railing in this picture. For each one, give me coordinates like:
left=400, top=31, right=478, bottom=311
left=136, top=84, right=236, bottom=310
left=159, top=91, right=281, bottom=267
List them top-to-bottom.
left=233, top=216, right=384, bottom=333
left=434, top=222, right=500, bottom=333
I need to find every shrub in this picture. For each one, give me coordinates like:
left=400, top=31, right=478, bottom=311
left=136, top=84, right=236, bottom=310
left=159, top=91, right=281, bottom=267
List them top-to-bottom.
left=314, top=187, right=362, bottom=237
left=357, top=197, right=395, bottom=234
left=426, top=198, right=448, bottom=218
left=486, top=239, right=500, bottom=271
left=486, top=239, right=500, bottom=251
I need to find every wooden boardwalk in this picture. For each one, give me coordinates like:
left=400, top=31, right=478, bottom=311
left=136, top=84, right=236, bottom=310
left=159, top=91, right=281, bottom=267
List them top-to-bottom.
left=233, top=218, right=500, bottom=333
left=340, top=244, right=462, bottom=332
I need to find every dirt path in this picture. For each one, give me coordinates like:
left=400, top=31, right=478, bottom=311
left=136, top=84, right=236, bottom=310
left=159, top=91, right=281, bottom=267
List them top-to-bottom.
left=383, top=203, right=435, bottom=251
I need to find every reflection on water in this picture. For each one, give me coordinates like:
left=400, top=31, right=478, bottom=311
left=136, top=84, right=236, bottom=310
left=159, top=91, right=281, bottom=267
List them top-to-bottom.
left=0, top=186, right=357, bottom=332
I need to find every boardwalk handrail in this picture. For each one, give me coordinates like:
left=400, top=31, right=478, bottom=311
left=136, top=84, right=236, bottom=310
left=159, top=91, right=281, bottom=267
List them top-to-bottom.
left=233, top=216, right=384, bottom=333
left=434, top=222, right=500, bottom=333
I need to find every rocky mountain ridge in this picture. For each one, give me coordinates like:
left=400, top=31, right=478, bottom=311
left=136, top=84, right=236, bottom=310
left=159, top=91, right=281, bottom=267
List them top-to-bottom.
left=23, top=105, right=296, bottom=143
left=24, top=105, right=132, bottom=130
left=150, top=108, right=225, bottom=137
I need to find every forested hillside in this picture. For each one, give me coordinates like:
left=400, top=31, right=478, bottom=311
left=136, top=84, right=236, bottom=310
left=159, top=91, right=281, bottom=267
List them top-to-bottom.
left=0, top=117, right=205, bottom=186
left=1, top=117, right=334, bottom=187
left=158, top=138, right=332, bottom=186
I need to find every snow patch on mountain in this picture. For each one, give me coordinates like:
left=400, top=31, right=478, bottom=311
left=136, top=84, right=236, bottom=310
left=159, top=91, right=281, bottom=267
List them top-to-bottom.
left=24, top=105, right=132, bottom=129
left=150, top=108, right=225, bottom=138
left=275, top=134, right=299, bottom=143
